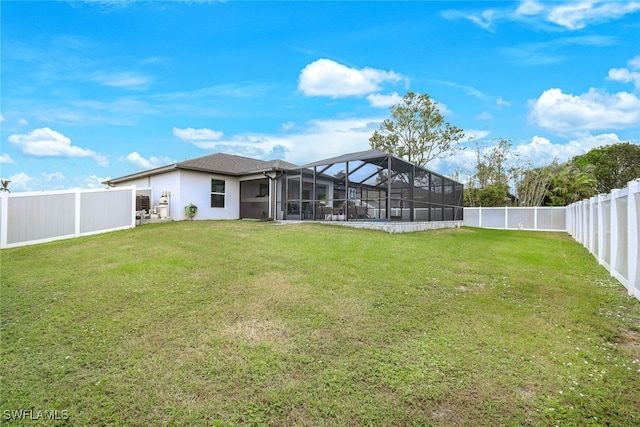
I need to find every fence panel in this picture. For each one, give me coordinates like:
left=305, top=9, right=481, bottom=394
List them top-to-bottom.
left=568, top=181, right=639, bottom=300
left=0, top=186, right=136, bottom=249
left=466, top=188, right=639, bottom=301
left=80, top=189, right=134, bottom=234
left=631, top=189, right=640, bottom=298
left=6, top=192, right=76, bottom=245
left=612, top=192, right=628, bottom=284
left=601, top=197, right=612, bottom=269
left=463, top=207, right=566, bottom=231
left=506, top=207, right=535, bottom=229
left=462, top=208, right=479, bottom=227
left=480, top=208, right=507, bottom=228
left=538, top=208, right=566, bottom=231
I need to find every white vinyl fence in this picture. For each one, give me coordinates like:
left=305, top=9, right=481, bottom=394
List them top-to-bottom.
left=567, top=180, right=640, bottom=300
left=464, top=181, right=640, bottom=300
left=0, top=186, right=136, bottom=249
left=463, top=206, right=567, bottom=231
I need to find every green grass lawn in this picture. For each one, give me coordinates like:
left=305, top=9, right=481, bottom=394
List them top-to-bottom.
left=1, top=221, right=639, bottom=426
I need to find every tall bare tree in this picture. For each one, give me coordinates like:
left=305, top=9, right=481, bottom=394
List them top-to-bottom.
left=465, top=139, right=513, bottom=207
left=513, top=160, right=558, bottom=207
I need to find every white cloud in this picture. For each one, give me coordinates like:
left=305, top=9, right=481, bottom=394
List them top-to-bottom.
left=447, top=0, right=640, bottom=31
left=516, top=0, right=545, bottom=16
left=546, top=1, right=640, bottom=30
left=441, top=8, right=500, bottom=31
left=469, top=9, right=498, bottom=30
left=501, top=35, right=616, bottom=66
left=607, top=56, right=640, bottom=89
left=298, top=59, right=404, bottom=98
left=608, top=68, right=640, bottom=89
left=88, top=71, right=152, bottom=89
left=433, top=80, right=486, bottom=99
left=156, top=83, right=272, bottom=101
left=529, top=88, right=640, bottom=132
left=367, top=92, right=402, bottom=108
left=34, top=97, right=158, bottom=126
left=496, top=97, right=511, bottom=107
left=436, top=102, right=453, bottom=116
left=475, top=111, right=493, bottom=120
left=0, top=114, right=5, bottom=122
left=171, top=117, right=493, bottom=176
left=18, top=118, right=29, bottom=125
left=284, top=118, right=380, bottom=165
left=175, top=119, right=379, bottom=166
left=281, top=121, right=295, bottom=131
left=173, top=126, right=295, bottom=160
left=173, top=127, right=224, bottom=142
left=8, top=128, right=108, bottom=167
left=462, top=129, right=491, bottom=141
left=436, top=132, right=622, bottom=180
left=514, top=133, right=623, bottom=166
left=430, top=144, right=479, bottom=178
left=125, top=152, right=174, bottom=169
left=0, top=153, right=14, bottom=164
left=94, top=154, right=109, bottom=167
left=41, top=171, right=65, bottom=182
left=6, top=172, right=32, bottom=190
left=84, top=175, right=111, bottom=189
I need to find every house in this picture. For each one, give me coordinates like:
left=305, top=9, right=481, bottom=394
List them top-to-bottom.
left=104, top=150, right=463, bottom=222
left=104, top=153, right=296, bottom=221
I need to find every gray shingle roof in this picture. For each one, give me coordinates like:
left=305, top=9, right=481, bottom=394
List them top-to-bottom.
left=104, top=153, right=297, bottom=185
left=176, top=153, right=286, bottom=175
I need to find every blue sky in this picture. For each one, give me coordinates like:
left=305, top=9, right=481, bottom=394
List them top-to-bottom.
left=1, top=0, right=639, bottom=192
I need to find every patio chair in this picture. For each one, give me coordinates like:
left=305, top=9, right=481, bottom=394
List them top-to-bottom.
left=320, top=204, right=334, bottom=220
left=355, top=205, right=369, bottom=219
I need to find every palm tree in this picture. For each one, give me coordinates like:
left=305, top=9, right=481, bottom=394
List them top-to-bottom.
left=547, top=163, right=596, bottom=206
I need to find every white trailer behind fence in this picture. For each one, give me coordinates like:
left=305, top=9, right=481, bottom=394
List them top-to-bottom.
left=0, top=186, right=136, bottom=249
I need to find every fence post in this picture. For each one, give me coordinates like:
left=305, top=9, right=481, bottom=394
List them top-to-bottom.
left=627, top=180, right=639, bottom=298
left=131, top=185, right=137, bottom=228
left=75, top=188, right=82, bottom=237
left=610, top=189, right=621, bottom=287
left=0, top=192, right=8, bottom=249
left=593, top=194, right=605, bottom=264
left=588, top=196, right=596, bottom=255
left=580, top=200, right=589, bottom=248
left=576, top=202, right=582, bottom=242
left=570, top=203, right=575, bottom=238
left=575, top=203, right=580, bottom=238
left=478, top=206, right=482, bottom=228
left=504, top=206, right=509, bottom=229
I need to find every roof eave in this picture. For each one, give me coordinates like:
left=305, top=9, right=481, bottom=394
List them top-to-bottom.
left=103, top=164, right=178, bottom=185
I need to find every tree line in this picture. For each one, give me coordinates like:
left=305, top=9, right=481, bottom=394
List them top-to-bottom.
left=370, top=92, right=640, bottom=207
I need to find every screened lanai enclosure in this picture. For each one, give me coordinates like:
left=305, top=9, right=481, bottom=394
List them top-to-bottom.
left=279, top=150, right=463, bottom=222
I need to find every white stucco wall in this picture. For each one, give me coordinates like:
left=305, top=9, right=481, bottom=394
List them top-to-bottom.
left=113, top=169, right=241, bottom=220
left=178, top=170, right=240, bottom=220
left=149, top=171, right=181, bottom=218
left=117, top=172, right=180, bottom=217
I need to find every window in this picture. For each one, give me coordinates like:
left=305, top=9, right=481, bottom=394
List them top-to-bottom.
left=211, top=179, right=225, bottom=208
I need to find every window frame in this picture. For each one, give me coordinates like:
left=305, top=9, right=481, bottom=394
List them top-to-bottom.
left=211, top=178, right=226, bottom=208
